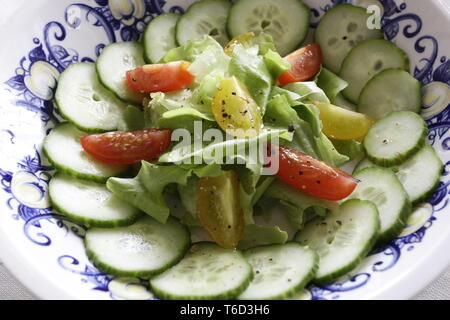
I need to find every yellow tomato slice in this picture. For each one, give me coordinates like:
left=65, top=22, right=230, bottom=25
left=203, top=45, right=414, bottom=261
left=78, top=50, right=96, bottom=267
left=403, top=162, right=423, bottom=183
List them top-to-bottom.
left=224, top=32, right=255, bottom=56
left=212, top=77, right=263, bottom=138
left=313, top=102, right=375, bottom=141
left=197, top=170, right=244, bottom=249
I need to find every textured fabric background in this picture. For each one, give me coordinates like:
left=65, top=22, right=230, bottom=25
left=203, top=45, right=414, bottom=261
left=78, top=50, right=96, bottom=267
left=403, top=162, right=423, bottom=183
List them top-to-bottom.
left=0, top=260, right=449, bottom=300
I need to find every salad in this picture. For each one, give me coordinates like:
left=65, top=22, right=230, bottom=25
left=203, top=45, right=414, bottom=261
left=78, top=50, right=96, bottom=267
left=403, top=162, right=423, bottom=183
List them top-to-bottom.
left=43, top=0, right=443, bottom=300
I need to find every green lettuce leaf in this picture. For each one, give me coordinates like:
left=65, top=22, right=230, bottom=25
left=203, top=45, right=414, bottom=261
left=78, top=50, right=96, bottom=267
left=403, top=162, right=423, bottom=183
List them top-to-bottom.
left=162, top=36, right=223, bottom=63
left=229, top=45, right=272, bottom=114
left=264, top=50, right=291, bottom=79
left=316, top=68, right=348, bottom=105
left=283, top=82, right=330, bottom=104
left=264, top=94, right=349, bottom=166
left=117, top=105, right=145, bottom=131
left=107, top=162, right=192, bottom=224
left=260, top=179, right=339, bottom=229
left=239, top=224, right=288, bottom=249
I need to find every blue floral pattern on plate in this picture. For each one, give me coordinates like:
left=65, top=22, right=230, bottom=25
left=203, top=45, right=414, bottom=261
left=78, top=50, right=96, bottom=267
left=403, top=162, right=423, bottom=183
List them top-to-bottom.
left=1, top=0, right=449, bottom=300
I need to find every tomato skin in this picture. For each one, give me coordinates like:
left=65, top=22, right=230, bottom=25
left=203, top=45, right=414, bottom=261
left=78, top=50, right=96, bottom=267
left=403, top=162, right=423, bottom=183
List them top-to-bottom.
left=278, top=44, right=323, bottom=85
left=126, top=61, right=195, bottom=93
left=212, top=77, right=263, bottom=138
left=313, top=102, right=375, bottom=141
left=80, top=129, right=172, bottom=165
left=270, top=144, right=358, bottom=201
left=197, top=170, right=244, bottom=249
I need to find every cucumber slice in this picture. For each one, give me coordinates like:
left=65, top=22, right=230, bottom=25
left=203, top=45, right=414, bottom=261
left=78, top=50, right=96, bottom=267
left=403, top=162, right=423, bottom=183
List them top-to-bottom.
left=176, top=0, right=231, bottom=47
left=227, top=0, right=310, bottom=56
left=315, top=4, right=383, bottom=74
left=143, top=13, right=180, bottom=63
left=340, top=39, right=410, bottom=103
left=96, top=42, right=146, bottom=104
left=55, top=63, right=126, bottom=133
left=359, top=69, right=422, bottom=119
left=364, top=111, right=427, bottom=166
left=43, top=123, right=128, bottom=183
left=354, top=145, right=443, bottom=205
left=350, top=167, right=411, bottom=242
left=49, top=173, right=141, bottom=228
left=295, top=199, right=380, bottom=284
left=85, top=216, right=190, bottom=277
left=150, top=242, right=253, bottom=300
left=238, top=243, right=318, bottom=300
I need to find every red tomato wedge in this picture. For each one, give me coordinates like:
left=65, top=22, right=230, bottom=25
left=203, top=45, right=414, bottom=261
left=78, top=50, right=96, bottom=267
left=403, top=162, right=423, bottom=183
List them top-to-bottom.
left=278, top=43, right=323, bottom=85
left=126, top=61, right=195, bottom=93
left=80, top=129, right=172, bottom=165
left=269, top=144, right=358, bottom=201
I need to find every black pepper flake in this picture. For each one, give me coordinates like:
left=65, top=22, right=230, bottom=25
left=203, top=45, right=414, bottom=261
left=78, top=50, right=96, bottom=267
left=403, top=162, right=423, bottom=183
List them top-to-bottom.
left=132, top=77, right=137, bottom=82
left=231, top=92, right=237, bottom=95
left=200, top=100, right=205, bottom=105
left=221, top=100, right=226, bottom=105
left=241, top=110, right=248, bottom=116
left=222, top=113, right=229, bottom=118
left=288, top=125, right=295, bottom=132
left=298, top=171, right=303, bottom=175
left=316, top=180, right=321, bottom=184
left=336, top=220, right=342, bottom=226
left=228, top=225, right=232, bottom=229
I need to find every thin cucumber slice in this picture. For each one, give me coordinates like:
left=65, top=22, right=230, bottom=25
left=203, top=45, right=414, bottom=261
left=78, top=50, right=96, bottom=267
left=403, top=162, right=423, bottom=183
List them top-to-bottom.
left=176, top=0, right=231, bottom=47
left=227, top=0, right=310, bottom=56
left=315, top=4, right=383, bottom=74
left=143, top=13, right=180, bottom=63
left=340, top=39, right=410, bottom=103
left=96, top=42, right=146, bottom=104
left=55, top=63, right=126, bottom=133
left=359, top=68, right=422, bottom=119
left=364, top=111, right=427, bottom=166
left=43, top=123, right=128, bottom=183
left=354, top=145, right=443, bottom=205
left=350, top=167, right=411, bottom=242
left=49, top=173, right=141, bottom=228
left=295, top=199, right=380, bottom=284
left=85, top=216, right=190, bottom=277
left=150, top=242, right=253, bottom=300
left=238, top=243, right=318, bottom=300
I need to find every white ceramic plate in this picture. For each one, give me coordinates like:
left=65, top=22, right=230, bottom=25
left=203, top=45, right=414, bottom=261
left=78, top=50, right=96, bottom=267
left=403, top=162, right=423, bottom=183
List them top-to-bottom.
left=0, top=0, right=450, bottom=300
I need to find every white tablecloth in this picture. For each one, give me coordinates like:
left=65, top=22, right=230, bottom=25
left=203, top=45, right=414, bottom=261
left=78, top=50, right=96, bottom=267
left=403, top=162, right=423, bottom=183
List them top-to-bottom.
left=0, top=260, right=449, bottom=300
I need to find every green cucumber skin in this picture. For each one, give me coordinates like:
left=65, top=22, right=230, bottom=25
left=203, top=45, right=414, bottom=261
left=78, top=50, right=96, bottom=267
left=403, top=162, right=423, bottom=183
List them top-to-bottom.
left=176, top=0, right=231, bottom=47
left=226, top=0, right=310, bottom=56
left=314, top=4, right=384, bottom=74
left=143, top=13, right=180, bottom=64
left=340, top=39, right=410, bottom=104
left=96, top=42, right=145, bottom=106
left=54, top=63, right=125, bottom=134
left=358, top=68, right=422, bottom=119
left=54, top=96, right=115, bottom=134
left=364, top=113, right=428, bottom=167
left=43, top=123, right=130, bottom=184
left=43, top=145, right=129, bottom=184
left=354, top=149, right=444, bottom=206
left=353, top=168, right=412, bottom=244
left=48, top=174, right=142, bottom=228
left=305, top=199, right=380, bottom=285
left=85, top=218, right=191, bottom=279
left=150, top=242, right=254, bottom=300
left=239, top=243, right=319, bottom=301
